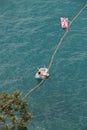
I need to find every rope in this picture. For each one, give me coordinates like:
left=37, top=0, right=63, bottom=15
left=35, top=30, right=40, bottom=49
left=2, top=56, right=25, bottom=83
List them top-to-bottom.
left=23, top=3, right=87, bottom=100
left=48, top=3, right=87, bottom=71
left=69, top=3, right=87, bottom=28
left=48, top=29, right=68, bottom=70
left=22, top=79, right=45, bottom=100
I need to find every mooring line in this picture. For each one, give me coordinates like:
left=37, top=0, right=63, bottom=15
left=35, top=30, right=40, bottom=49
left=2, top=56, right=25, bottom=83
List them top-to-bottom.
left=23, top=3, right=87, bottom=100
left=48, top=3, right=87, bottom=71
left=69, top=3, right=87, bottom=28
left=48, top=28, right=68, bottom=71
left=22, top=79, right=45, bottom=100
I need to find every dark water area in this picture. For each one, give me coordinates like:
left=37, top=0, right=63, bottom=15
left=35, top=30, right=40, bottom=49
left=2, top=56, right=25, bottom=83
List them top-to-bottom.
left=0, top=0, right=87, bottom=130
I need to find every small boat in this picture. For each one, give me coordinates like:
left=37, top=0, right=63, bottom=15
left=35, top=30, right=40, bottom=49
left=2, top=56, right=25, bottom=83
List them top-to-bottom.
left=60, top=17, right=68, bottom=29
left=35, top=68, right=49, bottom=79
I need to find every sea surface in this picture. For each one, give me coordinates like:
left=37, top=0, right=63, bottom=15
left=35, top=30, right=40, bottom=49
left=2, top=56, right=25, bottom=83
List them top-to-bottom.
left=0, top=0, right=87, bottom=130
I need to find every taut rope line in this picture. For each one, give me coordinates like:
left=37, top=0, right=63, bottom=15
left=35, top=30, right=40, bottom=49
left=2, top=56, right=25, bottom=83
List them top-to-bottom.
left=23, top=3, right=87, bottom=100
left=48, top=3, right=87, bottom=71
left=69, top=3, right=87, bottom=28
left=48, top=28, right=68, bottom=70
left=22, top=79, right=45, bottom=100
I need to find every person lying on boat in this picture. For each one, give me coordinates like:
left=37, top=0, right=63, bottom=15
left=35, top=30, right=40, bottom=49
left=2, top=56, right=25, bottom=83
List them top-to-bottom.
left=38, top=70, right=49, bottom=77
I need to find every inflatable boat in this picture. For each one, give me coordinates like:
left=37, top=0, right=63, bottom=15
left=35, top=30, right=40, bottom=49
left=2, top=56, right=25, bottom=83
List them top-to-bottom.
left=60, top=17, right=68, bottom=29
left=35, top=68, right=49, bottom=79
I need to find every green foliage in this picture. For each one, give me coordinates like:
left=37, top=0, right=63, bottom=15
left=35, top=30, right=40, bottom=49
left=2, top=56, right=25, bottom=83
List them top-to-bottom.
left=0, top=90, right=32, bottom=130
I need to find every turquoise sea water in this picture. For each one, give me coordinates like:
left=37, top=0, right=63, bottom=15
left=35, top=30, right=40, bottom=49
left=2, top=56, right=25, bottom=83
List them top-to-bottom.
left=0, top=0, right=87, bottom=130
